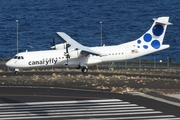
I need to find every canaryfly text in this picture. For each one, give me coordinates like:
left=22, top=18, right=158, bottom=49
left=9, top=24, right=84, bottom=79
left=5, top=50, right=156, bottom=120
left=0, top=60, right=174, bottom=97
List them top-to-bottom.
left=28, top=58, right=57, bottom=65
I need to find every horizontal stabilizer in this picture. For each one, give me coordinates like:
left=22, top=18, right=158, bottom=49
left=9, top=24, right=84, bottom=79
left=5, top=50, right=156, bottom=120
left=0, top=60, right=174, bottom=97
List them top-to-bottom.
left=153, top=17, right=172, bottom=25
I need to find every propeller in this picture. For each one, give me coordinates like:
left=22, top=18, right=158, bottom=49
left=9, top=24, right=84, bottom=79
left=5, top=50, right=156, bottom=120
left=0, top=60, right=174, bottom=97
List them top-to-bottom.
left=51, top=37, right=56, bottom=49
left=64, top=43, right=71, bottom=65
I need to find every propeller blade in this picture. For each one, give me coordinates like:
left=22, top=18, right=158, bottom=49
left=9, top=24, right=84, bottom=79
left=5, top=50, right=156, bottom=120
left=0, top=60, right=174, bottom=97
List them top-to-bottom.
left=51, top=37, right=56, bottom=49
left=65, top=42, right=70, bottom=65
left=66, top=44, right=68, bottom=53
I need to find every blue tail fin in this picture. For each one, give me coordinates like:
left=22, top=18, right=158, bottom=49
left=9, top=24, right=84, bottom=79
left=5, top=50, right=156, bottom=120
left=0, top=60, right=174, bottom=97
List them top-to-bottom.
left=136, top=16, right=172, bottom=50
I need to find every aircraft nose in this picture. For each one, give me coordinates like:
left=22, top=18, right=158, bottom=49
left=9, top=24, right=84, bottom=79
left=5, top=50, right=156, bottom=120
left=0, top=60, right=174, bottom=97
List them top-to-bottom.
left=6, top=60, right=12, bottom=67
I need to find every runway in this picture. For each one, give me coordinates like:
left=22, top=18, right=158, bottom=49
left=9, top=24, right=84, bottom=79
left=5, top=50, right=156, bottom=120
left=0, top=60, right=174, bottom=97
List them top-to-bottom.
left=0, top=86, right=180, bottom=120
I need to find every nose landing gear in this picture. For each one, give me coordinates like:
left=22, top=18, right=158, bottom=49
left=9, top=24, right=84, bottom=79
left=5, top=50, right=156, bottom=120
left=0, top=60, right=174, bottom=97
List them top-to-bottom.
left=14, top=68, right=19, bottom=75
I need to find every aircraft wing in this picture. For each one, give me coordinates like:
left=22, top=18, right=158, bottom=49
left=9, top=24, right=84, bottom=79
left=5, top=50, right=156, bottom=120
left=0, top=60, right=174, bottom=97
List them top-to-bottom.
left=57, top=32, right=102, bottom=56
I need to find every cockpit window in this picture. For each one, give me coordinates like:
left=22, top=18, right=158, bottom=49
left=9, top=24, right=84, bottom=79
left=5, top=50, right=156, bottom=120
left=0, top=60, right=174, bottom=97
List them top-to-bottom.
left=13, top=56, right=24, bottom=59
left=13, top=56, right=18, bottom=59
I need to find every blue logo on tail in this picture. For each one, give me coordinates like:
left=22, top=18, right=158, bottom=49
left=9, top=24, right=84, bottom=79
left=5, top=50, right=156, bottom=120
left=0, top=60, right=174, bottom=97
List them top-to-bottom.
left=137, top=24, right=164, bottom=49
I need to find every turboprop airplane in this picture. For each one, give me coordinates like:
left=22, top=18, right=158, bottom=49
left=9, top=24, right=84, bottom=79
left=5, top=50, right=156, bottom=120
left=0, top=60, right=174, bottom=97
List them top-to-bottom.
left=6, top=16, right=172, bottom=74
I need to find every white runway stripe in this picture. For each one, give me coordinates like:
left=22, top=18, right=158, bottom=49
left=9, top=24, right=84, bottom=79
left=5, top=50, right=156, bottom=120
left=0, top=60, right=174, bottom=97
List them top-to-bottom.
left=0, top=99, right=178, bottom=120
left=0, top=99, right=121, bottom=106
left=0, top=101, right=125, bottom=107
left=0, top=103, right=138, bottom=111
left=0, top=103, right=137, bottom=111
left=0, top=106, right=146, bottom=113
left=0, top=107, right=150, bottom=114
left=0, top=108, right=156, bottom=116
left=0, top=111, right=163, bottom=120
left=73, top=115, right=177, bottom=120
left=141, top=118, right=180, bottom=120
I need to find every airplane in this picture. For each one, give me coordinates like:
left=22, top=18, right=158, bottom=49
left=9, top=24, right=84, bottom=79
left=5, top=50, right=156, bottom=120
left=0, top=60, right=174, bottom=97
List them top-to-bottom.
left=6, top=16, right=172, bottom=74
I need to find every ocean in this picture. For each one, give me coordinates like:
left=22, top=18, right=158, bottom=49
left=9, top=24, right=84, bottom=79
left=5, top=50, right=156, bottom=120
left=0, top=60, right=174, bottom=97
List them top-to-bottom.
left=0, top=0, right=180, bottom=62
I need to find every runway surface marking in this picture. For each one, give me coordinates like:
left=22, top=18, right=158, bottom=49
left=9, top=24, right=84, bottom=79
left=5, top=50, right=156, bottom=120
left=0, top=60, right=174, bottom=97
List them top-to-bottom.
left=0, top=99, right=179, bottom=120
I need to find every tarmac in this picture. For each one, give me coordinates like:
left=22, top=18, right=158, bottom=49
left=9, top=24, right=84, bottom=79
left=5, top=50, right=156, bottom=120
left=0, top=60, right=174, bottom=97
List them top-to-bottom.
left=0, top=85, right=180, bottom=119
left=166, top=94, right=180, bottom=100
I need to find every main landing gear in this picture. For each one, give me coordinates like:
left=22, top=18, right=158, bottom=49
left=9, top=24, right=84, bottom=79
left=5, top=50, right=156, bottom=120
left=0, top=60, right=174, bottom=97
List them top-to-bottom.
left=76, top=65, right=88, bottom=73
left=81, top=66, right=88, bottom=73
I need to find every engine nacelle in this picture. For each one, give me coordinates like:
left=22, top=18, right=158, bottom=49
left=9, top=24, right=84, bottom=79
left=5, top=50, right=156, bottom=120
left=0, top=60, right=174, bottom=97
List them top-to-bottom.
left=55, top=43, right=66, bottom=50
left=68, top=50, right=82, bottom=58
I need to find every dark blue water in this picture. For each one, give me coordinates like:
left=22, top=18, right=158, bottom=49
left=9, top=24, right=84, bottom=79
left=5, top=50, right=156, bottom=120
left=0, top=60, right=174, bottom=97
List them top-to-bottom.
left=0, top=0, right=180, bottom=62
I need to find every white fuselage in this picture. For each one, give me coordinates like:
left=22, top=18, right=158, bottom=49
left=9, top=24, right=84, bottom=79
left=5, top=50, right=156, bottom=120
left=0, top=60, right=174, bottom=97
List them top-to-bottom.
left=6, top=41, right=169, bottom=69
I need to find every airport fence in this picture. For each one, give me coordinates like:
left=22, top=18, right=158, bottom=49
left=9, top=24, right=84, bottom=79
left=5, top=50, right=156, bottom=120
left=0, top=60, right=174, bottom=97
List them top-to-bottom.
left=1, top=57, right=180, bottom=72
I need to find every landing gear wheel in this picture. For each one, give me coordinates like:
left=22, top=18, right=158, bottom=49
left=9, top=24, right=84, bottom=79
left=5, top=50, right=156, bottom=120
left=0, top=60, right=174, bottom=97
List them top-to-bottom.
left=81, top=66, right=88, bottom=73
left=14, top=68, right=19, bottom=75
left=14, top=71, right=18, bottom=75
